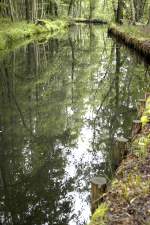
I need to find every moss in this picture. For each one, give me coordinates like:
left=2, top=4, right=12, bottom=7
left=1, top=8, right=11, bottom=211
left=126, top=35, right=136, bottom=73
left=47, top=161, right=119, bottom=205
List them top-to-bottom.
left=0, top=19, right=67, bottom=51
left=108, top=24, right=150, bottom=57
left=110, top=24, right=150, bottom=41
left=89, top=203, right=108, bottom=225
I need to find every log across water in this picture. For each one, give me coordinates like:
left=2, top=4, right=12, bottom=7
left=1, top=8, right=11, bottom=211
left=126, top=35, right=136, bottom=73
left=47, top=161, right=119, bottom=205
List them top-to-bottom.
left=74, top=18, right=107, bottom=25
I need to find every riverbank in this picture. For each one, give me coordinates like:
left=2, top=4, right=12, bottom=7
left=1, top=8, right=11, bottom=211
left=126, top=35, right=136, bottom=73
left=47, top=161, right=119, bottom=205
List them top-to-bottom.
left=0, top=19, right=67, bottom=51
left=108, top=24, right=150, bottom=57
left=89, top=94, right=150, bottom=225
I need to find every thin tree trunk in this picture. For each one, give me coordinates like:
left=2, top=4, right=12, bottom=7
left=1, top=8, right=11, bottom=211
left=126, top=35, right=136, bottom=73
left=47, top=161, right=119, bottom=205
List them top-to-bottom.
left=8, top=0, right=14, bottom=21
left=25, top=0, right=30, bottom=22
left=32, top=0, right=37, bottom=21
left=40, top=0, right=44, bottom=18
left=68, top=0, right=74, bottom=16
left=89, top=0, right=92, bottom=19
left=116, top=0, right=124, bottom=24
left=130, top=0, right=136, bottom=24
left=54, top=2, right=58, bottom=16
left=148, top=6, right=150, bottom=25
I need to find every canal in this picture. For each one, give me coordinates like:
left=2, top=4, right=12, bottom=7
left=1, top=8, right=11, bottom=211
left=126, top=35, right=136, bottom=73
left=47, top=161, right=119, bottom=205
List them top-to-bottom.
left=0, top=24, right=149, bottom=225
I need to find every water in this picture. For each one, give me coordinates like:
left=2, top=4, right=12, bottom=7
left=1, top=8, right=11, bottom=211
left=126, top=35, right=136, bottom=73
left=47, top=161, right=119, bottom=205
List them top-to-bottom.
left=0, top=24, right=149, bottom=225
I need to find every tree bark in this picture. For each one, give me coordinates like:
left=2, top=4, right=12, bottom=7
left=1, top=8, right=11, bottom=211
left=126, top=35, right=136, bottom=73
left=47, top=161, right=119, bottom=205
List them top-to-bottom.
left=8, top=0, right=14, bottom=21
left=25, top=0, right=30, bottom=22
left=68, top=0, right=74, bottom=16
left=116, top=0, right=124, bottom=24
left=130, top=0, right=136, bottom=24
left=148, top=6, right=150, bottom=25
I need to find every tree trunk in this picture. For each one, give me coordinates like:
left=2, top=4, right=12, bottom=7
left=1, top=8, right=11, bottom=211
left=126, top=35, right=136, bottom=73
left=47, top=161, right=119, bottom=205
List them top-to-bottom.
left=8, top=0, right=14, bottom=21
left=25, top=0, right=30, bottom=22
left=32, top=0, right=37, bottom=21
left=68, top=0, right=74, bottom=16
left=89, top=0, right=92, bottom=19
left=116, top=0, right=124, bottom=24
left=130, top=0, right=136, bottom=24
left=54, top=2, right=58, bottom=16
left=148, top=6, right=150, bottom=25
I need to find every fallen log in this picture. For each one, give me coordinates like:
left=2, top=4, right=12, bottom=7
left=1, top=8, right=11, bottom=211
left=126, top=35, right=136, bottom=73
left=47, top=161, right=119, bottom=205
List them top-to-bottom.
left=74, top=18, right=107, bottom=25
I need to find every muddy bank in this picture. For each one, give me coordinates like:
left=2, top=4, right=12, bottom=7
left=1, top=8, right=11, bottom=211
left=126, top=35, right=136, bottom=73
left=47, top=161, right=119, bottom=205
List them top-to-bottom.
left=108, top=25, right=150, bottom=58
left=89, top=94, right=150, bottom=225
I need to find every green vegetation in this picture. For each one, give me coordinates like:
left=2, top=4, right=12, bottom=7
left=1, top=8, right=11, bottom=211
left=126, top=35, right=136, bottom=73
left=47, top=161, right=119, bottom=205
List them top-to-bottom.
left=0, top=0, right=150, bottom=51
left=0, top=0, right=149, bottom=225
left=0, top=19, right=67, bottom=50
left=1, top=23, right=149, bottom=224
left=110, top=23, right=150, bottom=41
left=108, top=24, right=150, bottom=57
left=90, top=96, right=150, bottom=225
left=133, top=96, right=150, bottom=157
left=89, top=203, right=108, bottom=225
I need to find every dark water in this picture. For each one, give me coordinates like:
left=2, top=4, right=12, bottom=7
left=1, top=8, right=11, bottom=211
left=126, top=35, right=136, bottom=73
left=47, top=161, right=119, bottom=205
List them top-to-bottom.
left=0, top=25, right=149, bottom=225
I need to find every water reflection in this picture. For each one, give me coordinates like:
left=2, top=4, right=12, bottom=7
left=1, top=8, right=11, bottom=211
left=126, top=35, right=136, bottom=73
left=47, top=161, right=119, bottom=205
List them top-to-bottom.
left=0, top=25, right=149, bottom=225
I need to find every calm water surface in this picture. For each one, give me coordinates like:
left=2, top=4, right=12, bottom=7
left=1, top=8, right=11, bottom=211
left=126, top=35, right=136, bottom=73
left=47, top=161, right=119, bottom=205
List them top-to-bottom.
left=0, top=25, right=149, bottom=225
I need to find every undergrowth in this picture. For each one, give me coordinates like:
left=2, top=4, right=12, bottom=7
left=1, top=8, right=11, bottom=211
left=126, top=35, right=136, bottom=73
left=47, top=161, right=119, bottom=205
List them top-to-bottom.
left=0, top=19, right=67, bottom=50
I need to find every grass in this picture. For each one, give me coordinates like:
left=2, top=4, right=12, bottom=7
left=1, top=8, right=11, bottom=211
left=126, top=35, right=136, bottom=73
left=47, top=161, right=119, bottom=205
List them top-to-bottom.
left=0, top=18, right=68, bottom=51
left=108, top=23, right=150, bottom=57
left=110, top=23, right=150, bottom=41
left=132, top=96, right=150, bottom=157
left=89, top=203, right=108, bottom=225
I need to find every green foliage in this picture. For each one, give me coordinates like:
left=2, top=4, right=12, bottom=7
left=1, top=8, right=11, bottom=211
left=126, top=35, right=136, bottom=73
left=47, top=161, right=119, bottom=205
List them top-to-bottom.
left=0, top=0, right=149, bottom=25
left=0, top=19, right=67, bottom=50
left=0, top=33, right=7, bottom=49
left=132, top=97, right=150, bottom=158
left=132, top=135, right=149, bottom=158
left=89, top=203, right=108, bottom=225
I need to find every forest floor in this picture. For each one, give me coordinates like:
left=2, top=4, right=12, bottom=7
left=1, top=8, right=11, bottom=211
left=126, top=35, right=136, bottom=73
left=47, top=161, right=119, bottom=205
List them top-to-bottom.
left=0, top=19, right=67, bottom=51
left=108, top=24, right=150, bottom=57
left=89, top=95, right=150, bottom=225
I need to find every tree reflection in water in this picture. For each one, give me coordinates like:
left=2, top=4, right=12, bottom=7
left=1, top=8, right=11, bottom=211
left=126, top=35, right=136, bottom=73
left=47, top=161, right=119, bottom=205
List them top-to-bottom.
left=0, top=25, right=149, bottom=225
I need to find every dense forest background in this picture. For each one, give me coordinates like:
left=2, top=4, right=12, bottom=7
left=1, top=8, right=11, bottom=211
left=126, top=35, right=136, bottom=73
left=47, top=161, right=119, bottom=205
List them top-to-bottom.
left=0, top=0, right=149, bottom=24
